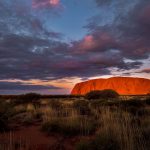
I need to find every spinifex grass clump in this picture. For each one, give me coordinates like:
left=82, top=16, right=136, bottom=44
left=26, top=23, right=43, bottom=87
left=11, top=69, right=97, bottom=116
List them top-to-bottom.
left=14, top=93, right=41, bottom=105
left=145, top=97, right=150, bottom=105
left=73, top=100, right=90, bottom=115
left=0, top=101, right=15, bottom=132
left=41, top=104, right=96, bottom=136
left=76, top=108, right=146, bottom=150
left=42, top=116, right=96, bottom=136
left=0, top=132, right=33, bottom=150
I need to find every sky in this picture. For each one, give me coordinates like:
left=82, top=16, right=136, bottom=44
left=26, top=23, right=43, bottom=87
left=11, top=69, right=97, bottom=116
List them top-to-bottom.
left=0, top=0, right=150, bottom=95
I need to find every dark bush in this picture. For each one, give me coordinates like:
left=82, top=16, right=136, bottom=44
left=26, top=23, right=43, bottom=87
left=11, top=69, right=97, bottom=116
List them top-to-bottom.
left=85, top=89, right=119, bottom=100
left=98, top=89, right=119, bottom=99
left=85, top=90, right=102, bottom=100
left=14, top=93, right=41, bottom=104
left=41, top=95, right=83, bottom=99
left=145, top=97, right=150, bottom=105
left=118, top=99, right=145, bottom=116
left=120, top=99, right=144, bottom=107
left=49, top=100, right=62, bottom=109
left=73, top=100, right=90, bottom=115
left=90, top=100, right=120, bottom=108
left=0, top=101, right=15, bottom=132
left=42, top=117, right=96, bottom=136
left=61, top=118, right=96, bottom=136
left=42, top=120, right=60, bottom=134
left=76, top=134, right=120, bottom=150
left=90, top=134, right=120, bottom=150
left=76, top=140, right=90, bottom=150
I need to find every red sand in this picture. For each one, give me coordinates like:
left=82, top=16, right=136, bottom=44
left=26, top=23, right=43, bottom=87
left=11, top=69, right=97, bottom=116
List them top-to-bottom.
left=0, top=125, right=86, bottom=150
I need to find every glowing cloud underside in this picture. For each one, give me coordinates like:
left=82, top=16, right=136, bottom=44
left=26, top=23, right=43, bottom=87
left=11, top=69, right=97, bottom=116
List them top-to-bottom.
left=32, top=0, right=60, bottom=8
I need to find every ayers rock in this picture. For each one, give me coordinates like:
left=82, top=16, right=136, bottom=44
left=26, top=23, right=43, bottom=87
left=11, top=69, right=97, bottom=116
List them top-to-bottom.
left=71, top=77, right=150, bottom=95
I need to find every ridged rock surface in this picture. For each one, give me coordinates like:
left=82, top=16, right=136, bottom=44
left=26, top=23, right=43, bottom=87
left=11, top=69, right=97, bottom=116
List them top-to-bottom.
left=71, top=77, right=150, bottom=95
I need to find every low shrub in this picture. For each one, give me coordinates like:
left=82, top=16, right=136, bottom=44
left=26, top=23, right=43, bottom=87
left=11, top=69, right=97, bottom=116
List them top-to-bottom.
left=85, top=89, right=119, bottom=100
left=98, top=89, right=119, bottom=99
left=85, top=90, right=102, bottom=100
left=14, top=93, right=41, bottom=105
left=41, top=95, right=83, bottom=99
left=145, top=97, right=150, bottom=105
left=90, top=99, right=120, bottom=108
left=120, top=99, right=144, bottom=107
left=49, top=100, right=62, bottom=109
left=73, top=100, right=90, bottom=115
left=0, top=101, right=15, bottom=132
left=22, top=114, right=34, bottom=126
left=42, top=117, right=96, bottom=136
left=141, top=117, right=150, bottom=149
left=42, top=119, right=60, bottom=133
left=76, top=134, right=120, bottom=150
left=91, top=134, right=120, bottom=150
left=76, top=140, right=90, bottom=150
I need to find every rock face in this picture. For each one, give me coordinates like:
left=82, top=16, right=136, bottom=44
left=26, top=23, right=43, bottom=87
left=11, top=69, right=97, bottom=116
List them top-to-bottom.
left=71, top=77, right=150, bottom=95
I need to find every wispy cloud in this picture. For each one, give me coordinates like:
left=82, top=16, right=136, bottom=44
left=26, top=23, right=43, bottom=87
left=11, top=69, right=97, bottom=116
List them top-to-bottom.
left=32, top=0, right=60, bottom=9
left=136, top=68, right=150, bottom=73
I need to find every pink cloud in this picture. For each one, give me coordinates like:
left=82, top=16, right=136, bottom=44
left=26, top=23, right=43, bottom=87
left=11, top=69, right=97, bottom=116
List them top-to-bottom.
left=32, top=0, right=60, bottom=9
left=50, top=0, right=60, bottom=6
left=138, top=5, right=150, bottom=24
left=73, top=32, right=116, bottom=54
left=78, top=35, right=97, bottom=50
left=82, top=35, right=96, bottom=49
left=138, top=68, right=150, bottom=73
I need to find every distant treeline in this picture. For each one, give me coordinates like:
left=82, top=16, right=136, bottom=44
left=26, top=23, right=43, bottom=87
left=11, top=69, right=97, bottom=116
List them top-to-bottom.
left=0, top=93, right=149, bottom=100
left=0, top=94, right=83, bottom=100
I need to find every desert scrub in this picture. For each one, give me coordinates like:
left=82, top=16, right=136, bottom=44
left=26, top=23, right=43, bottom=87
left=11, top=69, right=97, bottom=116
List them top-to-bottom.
left=85, top=89, right=119, bottom=100
left=14, top=93, right=41, bottom=105
left=145, top=97, right=150, bottom=105
left=89, top=99, right=120, bottom=108
left=118, top=99, right=146, bottom=116
left=120, top=99, right=145, bottom=107
left=49, top=100, right=62, bottom=110
left=73, top=100, right=90, bottom=115
left=0, top=101, right=15, bottom=132
left=26, top=103, right=36, bottom=113
left=14, top=105, right=26, bottom=114
left=42, top=106, right=60, bottom=122
left=76, top=108, right=146, bottom=150
left=97, top=108, right=146, bottom=150
left=22, top=113, right=34, bottom=126
left=42, top=116, right=96, bottom=136
left=140, top=117, right=150, bottom=149
left=0, top=132, right=32, bottom=150
left=76, top=134, right=120, bottom=150
left=76, top=140, right=90, bottom=150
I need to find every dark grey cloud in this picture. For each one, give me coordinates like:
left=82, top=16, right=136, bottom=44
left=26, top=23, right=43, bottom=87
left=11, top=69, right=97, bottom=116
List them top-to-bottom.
left=0, top=0, right=148, bottom=89
left=0, top=0, right=62, bottom=39
left=85, top=0, right=150, bottom=60
left=0, top=32, right=142, bottom=80
left=136, top=68, right=150, bottom=74
left=0, top=81, right=60, bottom=90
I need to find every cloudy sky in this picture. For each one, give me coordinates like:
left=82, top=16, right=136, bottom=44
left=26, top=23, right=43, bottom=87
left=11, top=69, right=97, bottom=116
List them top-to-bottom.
left=0, top=0, right=150, bottom=94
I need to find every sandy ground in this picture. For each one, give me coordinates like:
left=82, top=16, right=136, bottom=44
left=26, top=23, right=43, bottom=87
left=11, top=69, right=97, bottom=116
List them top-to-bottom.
left=0, top=125, right=81, bottom=150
